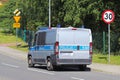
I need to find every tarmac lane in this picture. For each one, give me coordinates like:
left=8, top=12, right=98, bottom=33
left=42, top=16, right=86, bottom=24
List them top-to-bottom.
left=0, top=46, right=120, bottom=80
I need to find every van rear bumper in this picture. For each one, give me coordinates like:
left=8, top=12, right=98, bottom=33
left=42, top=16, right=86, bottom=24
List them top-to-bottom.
left=54, top=59, right=92, bottom=65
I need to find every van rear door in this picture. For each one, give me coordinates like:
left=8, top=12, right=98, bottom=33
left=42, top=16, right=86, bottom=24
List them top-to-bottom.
left=58, top=29, right=92, bottom=60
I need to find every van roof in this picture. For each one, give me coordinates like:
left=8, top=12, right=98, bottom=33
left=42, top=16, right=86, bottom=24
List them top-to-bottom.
left=36, top=27, right=91, bottom=34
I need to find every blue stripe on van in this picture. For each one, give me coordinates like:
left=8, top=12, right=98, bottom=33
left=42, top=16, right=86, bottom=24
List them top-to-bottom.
left=29, top=45, right=89, bottom=51
left=29, top=45, right=54, bottom=51
left=38, top=45, right=54, bottom=50
left=59, top=46, right=77, bottom=50
left=59, top=46, right=89, bottom=51
left=79, top=46, right=89, bottom=51
left=29, top=47, right=36, bottom=51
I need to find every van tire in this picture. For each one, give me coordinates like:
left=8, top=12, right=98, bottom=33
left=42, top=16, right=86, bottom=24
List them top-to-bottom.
left=28, top=56, right=34, bottom=68
left=47, top=58, right=55, bottom=71
left=79, top=65, right=86, bottom=71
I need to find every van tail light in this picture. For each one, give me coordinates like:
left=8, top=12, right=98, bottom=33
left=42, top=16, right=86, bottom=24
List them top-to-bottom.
left=72, top=28, right=77, bottom=30
left=55, top=42, right=59, bottom=55
left=89, top=42, right=92, bottom=55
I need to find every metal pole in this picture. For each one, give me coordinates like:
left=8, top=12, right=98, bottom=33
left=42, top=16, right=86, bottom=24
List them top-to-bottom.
left=49, top=0, right=51, bottom=29
left=16, top=1, right=18, bottom=48
left=108, top=24, right=110, bottom=63
left=16, top=28, right=18, bottom=47
left=103, top=31, right=105, bottom=54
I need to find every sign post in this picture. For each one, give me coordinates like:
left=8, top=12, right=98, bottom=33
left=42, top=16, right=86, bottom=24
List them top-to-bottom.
left=13, top=9, right=21, bottom=47
left=102, top=10, right=115, bottom=63
left=108, top=23, right=110, bottom=62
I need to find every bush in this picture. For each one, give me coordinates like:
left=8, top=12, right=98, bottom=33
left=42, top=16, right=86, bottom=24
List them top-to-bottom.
left=93, top=31, right=120, bottom=55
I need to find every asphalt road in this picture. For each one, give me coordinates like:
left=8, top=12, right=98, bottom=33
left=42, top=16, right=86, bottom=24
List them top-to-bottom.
left=0, top=52, right=120, bottom=80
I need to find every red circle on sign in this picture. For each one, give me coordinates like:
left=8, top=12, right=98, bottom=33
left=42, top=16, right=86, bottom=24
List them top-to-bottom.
left=102, top=10, right=115, bottom=24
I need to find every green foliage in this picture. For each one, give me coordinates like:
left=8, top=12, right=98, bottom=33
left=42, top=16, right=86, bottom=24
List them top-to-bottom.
left=0, top=0, right=120, bottom=53
left=0, top=0, right=16, bottom=32
left=1, top=0, right=119, bottom=31
left=0, top=30, right=23, bottom=44
left=93, top=32, right=120, bottom=55
left=110, top=32, right=120, bottom=53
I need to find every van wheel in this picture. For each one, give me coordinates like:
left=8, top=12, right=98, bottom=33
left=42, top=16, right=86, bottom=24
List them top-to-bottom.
left=28, top=56, right=34, bottom=68
left=47, top=58, right=54, bottom=71
left=79, top=65, right=86, bottom=71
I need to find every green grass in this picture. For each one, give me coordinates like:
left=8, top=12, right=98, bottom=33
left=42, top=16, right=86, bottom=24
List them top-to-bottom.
left=0, top=30, right=29, bottom=52
left=0, top=32, right=23, bottom=44
left=93, top=53, right=120, bottom=65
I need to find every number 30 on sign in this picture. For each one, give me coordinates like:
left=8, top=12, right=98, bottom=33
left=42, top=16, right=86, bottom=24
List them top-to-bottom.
left=102, top=10, right=115, bottom=24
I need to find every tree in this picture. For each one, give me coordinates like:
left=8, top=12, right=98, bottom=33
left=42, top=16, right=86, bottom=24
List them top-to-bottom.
left=0, top=0, right=17, bottom=33
left=0, top=0, right=120, bottom=53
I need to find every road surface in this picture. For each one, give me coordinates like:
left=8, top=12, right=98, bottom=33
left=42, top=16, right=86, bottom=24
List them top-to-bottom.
left=0, top=49, right=120, bottom=80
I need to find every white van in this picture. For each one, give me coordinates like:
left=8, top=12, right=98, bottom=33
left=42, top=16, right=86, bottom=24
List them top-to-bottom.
left=28, top=27, right=92, bottom=71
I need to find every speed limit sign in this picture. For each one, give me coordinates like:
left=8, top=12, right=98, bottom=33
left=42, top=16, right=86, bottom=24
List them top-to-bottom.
left=102, top=10, right=115, bottom=24
left=102, top=10, right=115, bottom=63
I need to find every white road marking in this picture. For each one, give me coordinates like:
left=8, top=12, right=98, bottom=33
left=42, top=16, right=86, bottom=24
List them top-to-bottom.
left=0, top=53, right=21, bottom=60
left=1, top=63, right=19, bottom=68
left=27, top=68, right=55, bottom=75
left=71, top=77, right=85, bottom=80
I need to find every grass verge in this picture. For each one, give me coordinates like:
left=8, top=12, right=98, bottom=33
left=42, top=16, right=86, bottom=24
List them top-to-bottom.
left=0, top=30, right=29, bottom=52
left=0, top=32, right=22, bottom=44
left=10, top=43, right=29, bottom=52
left=93, top=53, right=120, bottom=65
